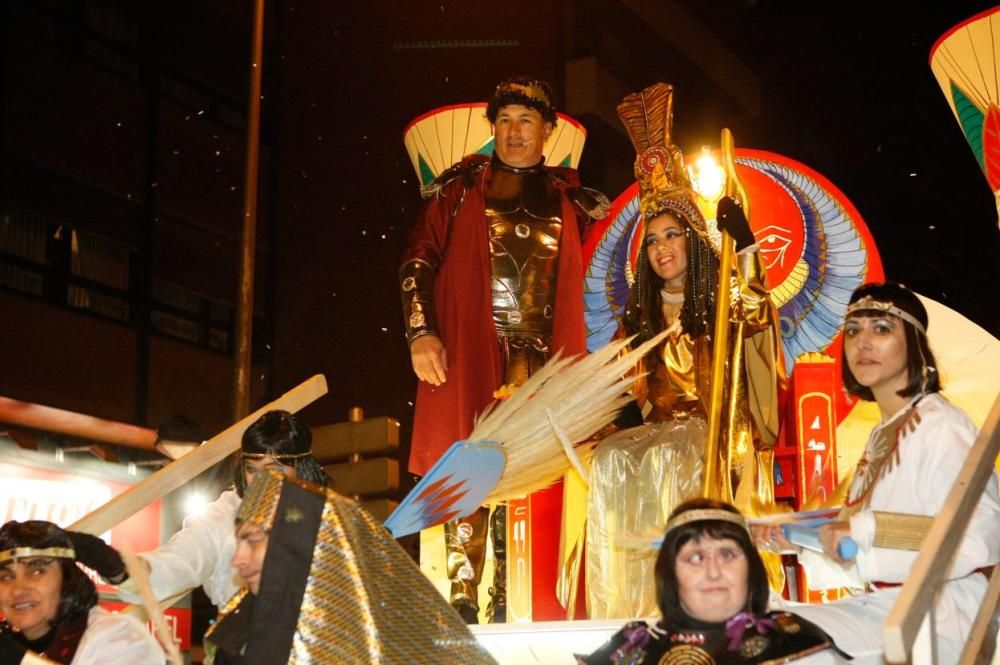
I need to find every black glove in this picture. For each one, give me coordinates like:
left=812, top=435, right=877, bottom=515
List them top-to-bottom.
left=715, top=196, right=756, bottom=252
left=614, top=400, right=644, bottom=429
left=67, top=531, right=128, bottom=584
left=0, top=630, right=26, bottom=665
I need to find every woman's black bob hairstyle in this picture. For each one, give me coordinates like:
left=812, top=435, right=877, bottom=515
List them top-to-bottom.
left=841, top=282, right=941, bottom=401
left=233, top=410, right=329, bottom=496
left=654, top=499, right=768, bottom=622
left=0, top=520, right=98, bottom=632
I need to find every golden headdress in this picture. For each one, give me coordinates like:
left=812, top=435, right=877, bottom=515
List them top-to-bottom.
left=616, top=82, right=710, bottom=242
left=207, top=469, right=496, bottom=664
left=664, top=508, right=749, bottom=536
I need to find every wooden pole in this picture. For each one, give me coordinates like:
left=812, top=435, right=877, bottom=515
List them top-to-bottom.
left=233, top=0, right=266, bottom=420
left=0, top=396, right=158, bottom=451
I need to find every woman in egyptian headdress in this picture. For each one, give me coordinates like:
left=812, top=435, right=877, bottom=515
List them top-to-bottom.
left=586, top=82, right=781, bottom=619
left=755, top=282, right=1000, bottom=662
left=580, top=500, right=836, bottom=664
left=0, top=521, right=164, bottom=665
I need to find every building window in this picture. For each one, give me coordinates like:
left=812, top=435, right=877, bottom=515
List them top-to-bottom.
left=0, top=206, right=268, bottom=355
left=0, top=212, right=47, bottom=296
left=67, top=229, right=131, bottom=322
left=151, top=280, right=233, bottom=352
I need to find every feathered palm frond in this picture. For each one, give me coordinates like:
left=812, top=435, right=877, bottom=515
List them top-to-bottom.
left=616, top=82, right=674, bottom=153
left=479, top=329, right=669, bottom=503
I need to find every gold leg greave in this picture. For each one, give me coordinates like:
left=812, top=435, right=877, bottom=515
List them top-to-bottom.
left=486, top=505, right=507, bottom=623
left=444, top=507, right=489, bottom=622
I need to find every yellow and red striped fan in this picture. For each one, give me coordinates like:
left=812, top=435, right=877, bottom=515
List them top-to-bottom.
left=930, top=7, right=1000, bottom=221
left=403, top=103, right=587, bottom=188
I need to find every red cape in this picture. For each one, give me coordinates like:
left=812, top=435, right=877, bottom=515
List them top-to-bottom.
left=406, top=157, right=588, bottom=475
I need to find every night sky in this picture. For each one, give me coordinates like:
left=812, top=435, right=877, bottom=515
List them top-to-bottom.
left=4, top=1, right=998, bottom=443
left=700, top=1, right=1000, bottom=335
left=4, top=2, right=997, bottom=644
left=267, top=2, right=1000, bottom=447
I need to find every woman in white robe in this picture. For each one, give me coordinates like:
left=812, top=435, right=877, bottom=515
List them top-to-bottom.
left=757, top=281, right=1000, bottom=663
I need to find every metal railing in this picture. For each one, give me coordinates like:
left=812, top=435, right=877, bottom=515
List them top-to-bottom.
left=882, top=390, right=1000, bottom=664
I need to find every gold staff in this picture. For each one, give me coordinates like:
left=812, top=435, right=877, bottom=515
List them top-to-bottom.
left=694, top=128, right=748, bottom=499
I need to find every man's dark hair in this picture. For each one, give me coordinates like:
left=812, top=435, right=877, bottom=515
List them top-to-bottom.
left=486, top=76, right=558, bottom=125
left=841, top=281, right=941, bottom=401
left=233, top=410, right=329, bottom=496
left=654, top=499, right=768, bottom=623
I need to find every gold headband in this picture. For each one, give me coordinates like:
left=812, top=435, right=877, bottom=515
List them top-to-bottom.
left=495, top=82, right=552, bottom=109
left=846, top=296, right=926, bottom=334
left=241, top=451, right=312, bottom=461
left=665, top=509, right=748, bottom=536
left=0, top=547, right=75, bottom=564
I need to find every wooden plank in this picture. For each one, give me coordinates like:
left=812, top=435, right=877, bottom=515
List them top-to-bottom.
left=69, top=375, right=328, bottom=535
left=883, top=390, right=1000, bottom=662
left=0, top=395, right=158, bottom=450
left=311, top=416, right=399, bottom=462
left=325, top=457, right=399, bottom=496
left=121, top=548, right=183, bottom=665
left=957, top=559, right=1000, bottom=665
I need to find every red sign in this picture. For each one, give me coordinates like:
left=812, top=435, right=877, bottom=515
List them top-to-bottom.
left=795, top=392, right=838, bottom=507
left=506, top=482, right=582, bottom=621
left=101, top=600, right=192, bottom=652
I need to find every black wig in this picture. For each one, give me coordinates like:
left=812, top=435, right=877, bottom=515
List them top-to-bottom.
left=624, top=214, right=719, bottom=345
left=233, top=410, right=328, bottom=496
left=654, top=498, right=768, bottom=623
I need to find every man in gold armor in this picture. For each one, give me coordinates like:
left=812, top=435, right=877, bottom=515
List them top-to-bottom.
left=400, top=77, right=607, bottom=623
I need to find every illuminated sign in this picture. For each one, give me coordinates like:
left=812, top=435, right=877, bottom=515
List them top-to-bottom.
left=0, top=462, right=185, bottom=649
left=0, top=462, right=160, bottom=553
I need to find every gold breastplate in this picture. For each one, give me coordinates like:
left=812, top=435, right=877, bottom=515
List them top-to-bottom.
left=486, top=165, right=563, bottom=336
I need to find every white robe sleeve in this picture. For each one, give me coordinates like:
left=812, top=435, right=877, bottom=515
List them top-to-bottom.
left=798, top=395, right=1000, bottom=587
left=852, top=402, right=1000, bottom=584
left=118, top=490, right=241, bottom=608
left=797, top=548, right=862, bottom=590
left=71, top=607, right=165, bottom=665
